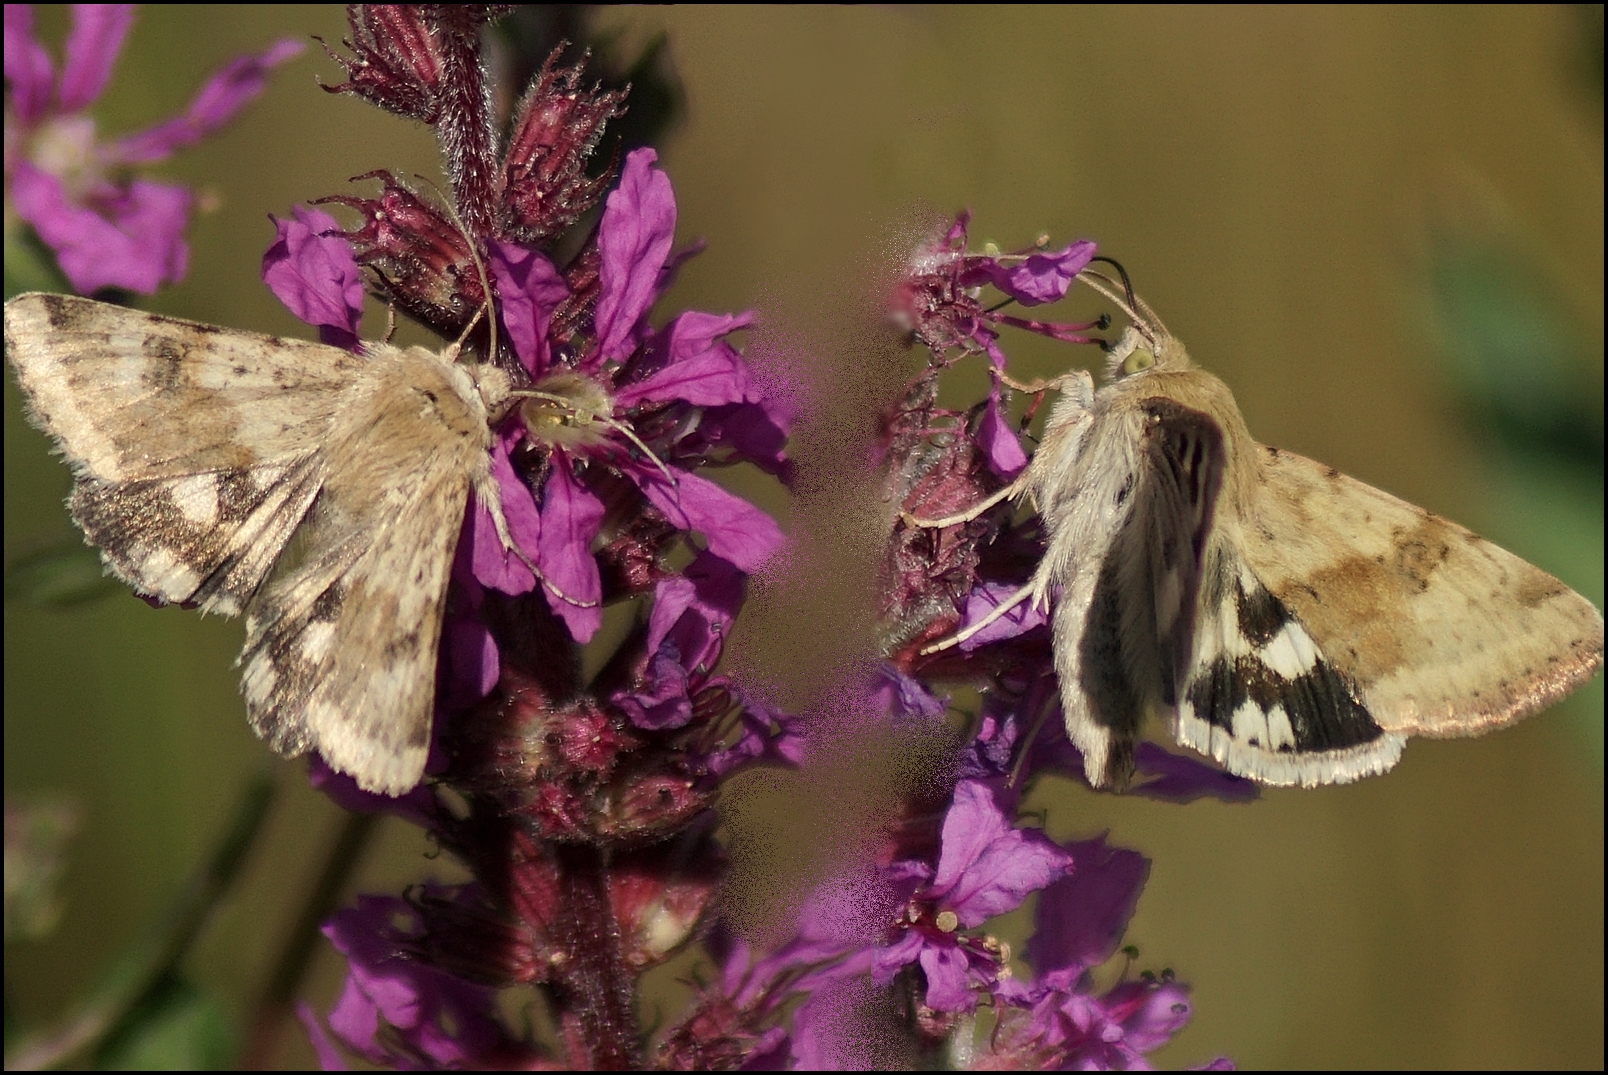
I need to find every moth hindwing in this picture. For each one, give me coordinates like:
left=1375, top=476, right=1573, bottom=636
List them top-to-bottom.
left=4, top=292, right=513, bottom=795
left=1023, top=318, right=1603, bottom=788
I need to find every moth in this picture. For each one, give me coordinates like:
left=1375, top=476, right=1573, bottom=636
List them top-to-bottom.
left=930, top=275, right=1604, bottom=787
left=4, top=292, right=523, bottom=795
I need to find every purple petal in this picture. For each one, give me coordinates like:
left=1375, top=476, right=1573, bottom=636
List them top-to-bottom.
left=57, top=4, right=134, bottom=112
left=5, top=5, right=56, bottom=123
left=110, top=38, right=303, bottom=163
left=593, top=147, right=675, bottom=364
left=13, top=164, right=188, bottom=294
left=262, top=205, right=364, bottom=350
left=488, top=239, right=567, bottom=376
left=982, top=240, right=1097, bottom=307
left=616, top=311, right=757, bottom=407
left=617, top=342, right=754, bottom=409
left=975, top=387, right=1028, bottom=479
left=694, top=401, right=795, bottom=482
left=469, top=440, right=539, bottom=595
left=536, top=453, right=604, bottom=641
left=634, top=465, right=784, bottom=574
left=443, top=538, right=501, bottom=705
left=646, top=550, right=744, bottom=672
left=957, top=582, right=1047, bottom=651
left=443, top=610, right=499, bottom=703
left=613, top=648, right=693, bottom=730
left=868, top=664, right=946, bottom=723
left=704, top=690, right=805, bottom=777
left=957, top=712, right=1019, bottom=780
left=1131, top=742, right=1260, bottom=803
left=307, top=757, right=440, bottom=829
left=930, top=781, right=1073, bottom=927
left=1027, top=837, right=1150, bottom=977
left=868, top=928, right=927, bottom=983
left=919, top=944, right=979, bottom=1012
left=1109, top=979, right=1193, bottom=1054
left=295, top=1002, right=349, bottom=1071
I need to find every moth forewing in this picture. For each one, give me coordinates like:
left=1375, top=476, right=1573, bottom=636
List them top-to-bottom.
left=4, top=293, right=515, bottom=795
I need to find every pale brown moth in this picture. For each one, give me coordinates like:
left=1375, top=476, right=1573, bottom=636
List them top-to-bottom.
left=926, top=273, right=1604, bottom=787
left=4, top=292, right=522, bottom=795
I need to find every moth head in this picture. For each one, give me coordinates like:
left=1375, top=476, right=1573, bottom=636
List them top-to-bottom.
left=1105, top=323, right=1191, bottom=382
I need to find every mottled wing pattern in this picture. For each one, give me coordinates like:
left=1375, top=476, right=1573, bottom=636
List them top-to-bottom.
left=5, top=292, right=363, bottom=611
left=1243, top=446, right=1604, bottom=739
left=238, top=473, right=468, bottom=795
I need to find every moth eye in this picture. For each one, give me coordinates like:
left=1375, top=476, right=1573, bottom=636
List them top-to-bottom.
left=1122, top=348, right=1157, bottom=375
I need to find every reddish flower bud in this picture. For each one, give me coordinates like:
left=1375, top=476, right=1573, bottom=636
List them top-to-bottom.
left=319, top=4, right=447, bottom=121
left=499, top=49, right=624, bottom=242
left=314, top=171, right=484, bottom=339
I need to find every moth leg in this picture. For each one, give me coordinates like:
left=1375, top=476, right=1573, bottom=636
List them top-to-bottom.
left=998, top=369, right=1087, bottom=395
left=470, top=465, right=599, bottom=609
left=901, top=474, right=1027, bottom=529
left=919, top=579, right=1037, bottom=655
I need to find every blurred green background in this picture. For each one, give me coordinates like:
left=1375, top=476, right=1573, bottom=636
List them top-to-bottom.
left=5, top=6, right=1601, bottom=1069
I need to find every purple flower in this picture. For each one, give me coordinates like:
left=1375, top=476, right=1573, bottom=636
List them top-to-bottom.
left=5, top=4, right=302, bottom=294
left=483, top=148, right=791, bottom=641
left=891, top=212, right=1101, bottom=359
left=874, top=780, right=1073, bottom=1011
left=989, top=974, right=1196, bottom=1071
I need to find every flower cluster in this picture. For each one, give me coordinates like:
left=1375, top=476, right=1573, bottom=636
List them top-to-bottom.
left=5, top=4, right=302, bottom=294
left=246, top=9, right=803, bottom=1068
left=645, top=217, right=1250, bottom=1066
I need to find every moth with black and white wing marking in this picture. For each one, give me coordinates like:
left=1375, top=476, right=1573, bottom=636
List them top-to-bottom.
left=932, top=274, right=1603, bottom=788
left=4, top=292, right=523, bottom=795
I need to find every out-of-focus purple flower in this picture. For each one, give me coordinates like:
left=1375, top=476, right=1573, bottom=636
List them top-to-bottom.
left=5, top=5, right=302, bottom=294
left=484, top=148, right=790, bottom=640
left=1027, top=836, right=1150, bottom=979
left=319, top=894, right=534, bottom=1068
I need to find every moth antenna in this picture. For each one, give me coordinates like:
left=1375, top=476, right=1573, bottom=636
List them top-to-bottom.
left=1075, top=266, right=1170, bottom=347
left=918, top=579, right=1037, bottom=656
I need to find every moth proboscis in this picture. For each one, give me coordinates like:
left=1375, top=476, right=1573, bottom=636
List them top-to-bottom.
left=922, top=275, right=1603, bottom=788
left=4, top=292, right=523, bottom=795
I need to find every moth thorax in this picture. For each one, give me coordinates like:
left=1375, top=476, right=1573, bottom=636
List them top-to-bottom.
left=519, top=370, right=615, bottom=450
